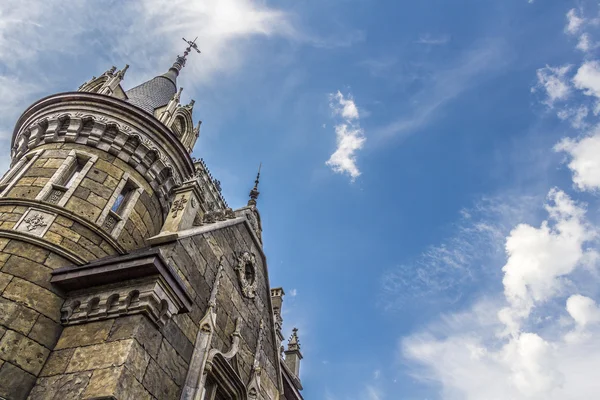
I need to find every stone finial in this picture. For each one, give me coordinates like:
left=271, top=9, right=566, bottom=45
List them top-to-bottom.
left=98, top=64, right=129, bottom=96
left=117, top=64, right=129, bottom=79
left=247, top=163, right=261, bottom=206
left=284, top=327, right=303, bottom=379
left=288, top=328, right=300, bottom=351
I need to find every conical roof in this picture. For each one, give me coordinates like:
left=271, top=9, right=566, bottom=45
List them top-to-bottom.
left=125, top=38, right=200, bottom=116
left=125, top=70, right=178, bottom=114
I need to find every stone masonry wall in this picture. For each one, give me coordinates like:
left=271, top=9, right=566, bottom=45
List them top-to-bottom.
left=0, top=140, right=168, bottom=399
left=26, top=222, right=281, bottom=399
left=0, top=238, right=72, bottom=399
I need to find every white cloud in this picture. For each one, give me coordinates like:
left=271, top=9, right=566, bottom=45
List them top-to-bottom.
left=566, top=9, right=585, bottom=35
left=576, top=33, right=592, bottom=52
left=573, top=61, right=600, bottom=99
left=532, top=65, right=572, bottom=107
left=326, top=91, right=366, bottom=181
left=331, top=91, right=360, bottom=120
left=557, top=105, right=589, bottom=128
left=555, top=126, right=600, bottom=191
left=400, top=188, right=600, bottom=399
left=499, top=189, right=597, bottom=333
left=566, top=294, right=600, bottom=328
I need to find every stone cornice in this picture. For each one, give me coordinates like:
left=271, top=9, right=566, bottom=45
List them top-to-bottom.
left=11, top=91, right=194, bottom=177
left=10, top=92, right=197, bottom=216
left=51, top=248, right=194, bottom=327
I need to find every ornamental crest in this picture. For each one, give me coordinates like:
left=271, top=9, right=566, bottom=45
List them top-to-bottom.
left=24, top=214, right=48, bottom=231
left=235, top=251, right=258, bottom=299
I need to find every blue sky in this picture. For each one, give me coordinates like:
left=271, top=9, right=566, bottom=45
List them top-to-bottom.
left=3, top=0, right=600, bottom=398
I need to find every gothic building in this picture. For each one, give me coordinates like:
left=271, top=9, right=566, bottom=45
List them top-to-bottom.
left=0, top=39, right=304, bottom=400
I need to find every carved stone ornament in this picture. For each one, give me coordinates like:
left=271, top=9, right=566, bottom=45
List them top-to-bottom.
left=171, top=196, right=188, bottom=218
left=14, top=208, right=56, bottom=237
left=24, top=214, right=47, bottom=231
left=235, top=251, right=258, bottom=299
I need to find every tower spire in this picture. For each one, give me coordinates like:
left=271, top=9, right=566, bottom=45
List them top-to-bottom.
left=170, top=37, right=201, bottom=73
left=248, top=163, right=262, bottom=206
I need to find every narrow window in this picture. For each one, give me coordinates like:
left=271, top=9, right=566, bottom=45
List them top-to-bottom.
left=62, top=160, right=84, bottom=189
left=102, top=180, right=138, bottom=235
left=110, top=184, right=132, bottom=214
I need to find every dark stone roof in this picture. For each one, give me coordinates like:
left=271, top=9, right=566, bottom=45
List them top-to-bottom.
left=125, top=72, right=177, bottom=115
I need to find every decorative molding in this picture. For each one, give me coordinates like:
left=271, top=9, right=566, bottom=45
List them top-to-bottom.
left=51, top=250, right=193, bottom=327
left=235, top=251, right=258, bottom=299
left=60, top=276, right=180, bottom=327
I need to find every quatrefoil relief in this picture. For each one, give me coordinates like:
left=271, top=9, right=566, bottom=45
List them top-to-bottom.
left=235, top=251, right=257, bottom=299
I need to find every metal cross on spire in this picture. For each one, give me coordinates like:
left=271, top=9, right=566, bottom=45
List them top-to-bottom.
left=171, top=36, right=201, bottom=73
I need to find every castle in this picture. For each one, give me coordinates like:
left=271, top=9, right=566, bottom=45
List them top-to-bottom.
left=0, top=38, right=304, bottom=400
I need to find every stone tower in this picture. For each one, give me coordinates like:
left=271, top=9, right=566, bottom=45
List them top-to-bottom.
left=0, top=39, right=304, bottom=400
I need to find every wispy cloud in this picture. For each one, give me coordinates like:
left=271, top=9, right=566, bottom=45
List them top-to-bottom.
left=416, top=34, right=451, bottom=45
left=372, top=39, right=510, bottom=143
left=326, top=91, right=366, bottom=181
left=380, top=194, right=541, bottom=311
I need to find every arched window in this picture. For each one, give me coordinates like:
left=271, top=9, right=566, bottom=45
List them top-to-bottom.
left=172, top=116, right=185, bottom=138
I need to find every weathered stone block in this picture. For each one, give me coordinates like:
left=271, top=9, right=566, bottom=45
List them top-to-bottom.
left=94, top=159, right=124, bottom=180
left=87, top=167, right=108, bottom=183
left=79, top=177, right=113, bottom=199
left=7, top=186, right=42, bottom=199
left=86, top=191, right=106, bottom=209
left=65, top=196, right=102, bottom=221
left=54, top=215, right=73, bottom=228
left=70, top=222, right=103, bottom=246
left=49, top=223, right=81, bottom=243
left=43, top=230, right=63, bottom=245
left=60, top=238, right=95, bottom=262
left=3, top=241, right=49, bottom=263
left=43, top=252, right=69, bottom=270
left=1, top=255, right=54, bottom=292
left=0, top=272, right=12, bottom=293
left=3, top=278, right=63, bottom=322
left=0, top=297, right=38, bottom=335
left=173, top=313, right=198, bottom=345
left=29, top=315, right=62, bottom=349
left=108, top=315, right=162, bottom=359
left=161, top=318, right=194, bottom=363
left=55, top=319, right=114, bottom=350
left=0, top=329, right=50, bottom=375
left=66, top=339, right=133, bottom=373
left=126, top=339, right=150, bottom=382
left=156, top=339, right=188, bottom=386
left=40, top=348, right=74, bottom=377
left=142, top=359, right=180, bottom=400
left=0, top=362, right=36, bottom=400
left=83, top=366, right=152, bottom=400
left=29, top=371, right=92, bottom=400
